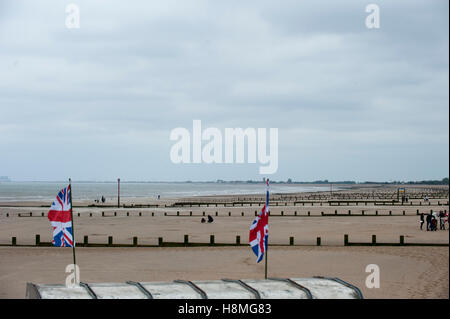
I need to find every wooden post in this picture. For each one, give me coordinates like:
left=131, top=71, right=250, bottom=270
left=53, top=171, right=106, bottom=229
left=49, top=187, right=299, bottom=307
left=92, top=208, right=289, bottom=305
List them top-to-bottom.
left=117, top=178, right=120, bottom=208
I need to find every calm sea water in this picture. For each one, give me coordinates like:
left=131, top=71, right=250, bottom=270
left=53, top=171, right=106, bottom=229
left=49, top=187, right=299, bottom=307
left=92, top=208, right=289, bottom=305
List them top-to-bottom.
left=0, top=182, right=332, bottom=201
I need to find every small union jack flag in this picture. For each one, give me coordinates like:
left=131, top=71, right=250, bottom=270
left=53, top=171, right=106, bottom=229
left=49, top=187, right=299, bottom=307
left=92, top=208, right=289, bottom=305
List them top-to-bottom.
left=249, top=179, right=269, bottom=263
left=48, top=185, right=74, bottom=247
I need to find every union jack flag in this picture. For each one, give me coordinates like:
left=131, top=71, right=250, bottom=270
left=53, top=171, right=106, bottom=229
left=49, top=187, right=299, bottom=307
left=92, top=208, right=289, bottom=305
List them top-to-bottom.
left=249, top=179, right=269, bottom=263
left=48, top=185, right=74, bottom=247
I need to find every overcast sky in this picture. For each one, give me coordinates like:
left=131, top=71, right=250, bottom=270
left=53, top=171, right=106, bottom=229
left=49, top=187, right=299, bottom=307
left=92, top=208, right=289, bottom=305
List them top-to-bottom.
left=0, top=0, right=448, bottom=182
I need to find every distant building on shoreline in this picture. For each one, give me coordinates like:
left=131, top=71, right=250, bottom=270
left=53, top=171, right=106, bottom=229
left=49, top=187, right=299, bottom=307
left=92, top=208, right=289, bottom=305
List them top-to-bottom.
left=0, top=176, right=11, bottom=182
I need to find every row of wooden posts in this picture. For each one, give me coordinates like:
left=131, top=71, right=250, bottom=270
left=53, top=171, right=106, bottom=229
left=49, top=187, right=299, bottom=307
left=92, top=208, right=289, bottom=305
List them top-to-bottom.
left=237, top=193, right=449, bottom=201
left=170, top=200, right=448, bottom=208
left=8, top=208, right=447, bottom=218
left=5, top=234, right=447, bottom=248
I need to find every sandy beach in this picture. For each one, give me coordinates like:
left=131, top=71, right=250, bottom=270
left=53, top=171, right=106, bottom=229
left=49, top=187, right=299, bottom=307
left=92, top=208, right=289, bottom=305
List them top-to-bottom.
left=0, top=185, right=448, bottom=299
left=0, top=246, right=448, bottom=299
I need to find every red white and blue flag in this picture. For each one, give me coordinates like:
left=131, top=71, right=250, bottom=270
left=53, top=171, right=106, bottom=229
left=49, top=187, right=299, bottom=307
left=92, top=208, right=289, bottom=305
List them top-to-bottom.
left=249, top=179, right=269, bottom=263
left=48, top=185, right=74, bottom=247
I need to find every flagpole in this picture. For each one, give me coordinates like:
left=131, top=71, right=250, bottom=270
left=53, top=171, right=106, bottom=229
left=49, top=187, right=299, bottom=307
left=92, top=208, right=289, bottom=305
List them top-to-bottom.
left=69, top=178, right=77, bottom=285
left=265, top=178, right=269, bottom=280
left=265, top=239, right=268, bottom=279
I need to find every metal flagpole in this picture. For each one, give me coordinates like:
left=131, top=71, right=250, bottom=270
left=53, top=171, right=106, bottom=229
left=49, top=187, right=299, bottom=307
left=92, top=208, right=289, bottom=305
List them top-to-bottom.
left=69, top=178, right=77, bottom=285
left=265, top=179, right=269, bottom=280
left=265, top=239, right=268, bottom=279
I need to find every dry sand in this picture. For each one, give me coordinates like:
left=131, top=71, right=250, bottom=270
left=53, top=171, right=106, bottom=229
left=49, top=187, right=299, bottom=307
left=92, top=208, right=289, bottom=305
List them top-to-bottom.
left=0, top=215, right=448, bottom=246
left=0, top=246, right=448, bottom=299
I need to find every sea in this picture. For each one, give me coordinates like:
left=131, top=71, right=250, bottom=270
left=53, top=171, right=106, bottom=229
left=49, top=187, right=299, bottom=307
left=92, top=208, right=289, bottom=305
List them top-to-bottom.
left=0, top=181, right=335, bottom=202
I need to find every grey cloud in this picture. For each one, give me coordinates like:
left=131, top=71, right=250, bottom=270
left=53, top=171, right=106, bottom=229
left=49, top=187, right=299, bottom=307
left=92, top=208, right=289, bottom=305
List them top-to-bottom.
left=0, top=0, right=448, bottom=181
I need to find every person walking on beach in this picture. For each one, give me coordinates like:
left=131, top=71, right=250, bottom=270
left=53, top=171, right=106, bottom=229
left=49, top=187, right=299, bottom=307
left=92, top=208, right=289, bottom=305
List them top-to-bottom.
left=439, top=211, right=445, bottom=230
left=420, top=213, right=424, bottom=230
left=426, top=213, right=432, bottom=231
left=431, top=216, right=438, bottom=231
